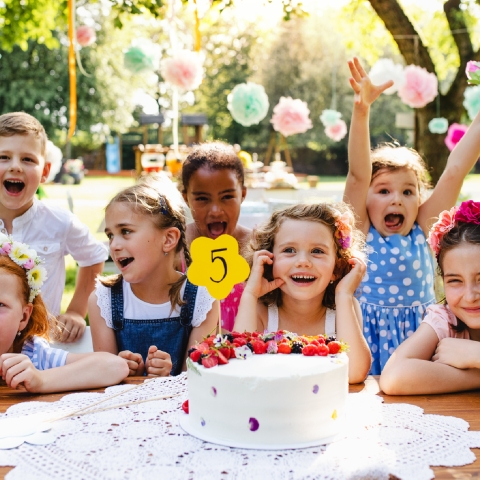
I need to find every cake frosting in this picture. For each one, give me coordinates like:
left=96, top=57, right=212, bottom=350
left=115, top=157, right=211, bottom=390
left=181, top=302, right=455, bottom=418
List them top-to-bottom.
left=183, top=331, right=349, bottom=448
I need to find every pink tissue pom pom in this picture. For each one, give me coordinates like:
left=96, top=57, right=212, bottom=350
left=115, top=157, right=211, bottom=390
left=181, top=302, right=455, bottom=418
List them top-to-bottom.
left=76, top=26, right=96, bottom=47
left=161, top=50, right=203, bottom=91
left=398, top=65, right=438, bottom=108
left=271, top=97, right=313, bottom=137
left=325, top=119, right=348, bottom=142
left=445, top=123, right=468, bottom=151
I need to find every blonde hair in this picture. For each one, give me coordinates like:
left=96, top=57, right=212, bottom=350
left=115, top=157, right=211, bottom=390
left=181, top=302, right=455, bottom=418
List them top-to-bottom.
left=0, top=112, right=48, bottom=158
left=371, top=144, right=430, bottom=200
left=101, top=174, right=190, bottom=309
left=247, top=202, right=365, bottom=309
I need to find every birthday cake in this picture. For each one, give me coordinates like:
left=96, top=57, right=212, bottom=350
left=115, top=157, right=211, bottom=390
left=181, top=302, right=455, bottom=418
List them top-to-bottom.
left=182, top=331, right=348, bottom=448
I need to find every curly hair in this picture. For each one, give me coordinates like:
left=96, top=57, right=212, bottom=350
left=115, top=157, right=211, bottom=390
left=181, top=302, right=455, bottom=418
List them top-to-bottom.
left=371, top=144, right=430, bottom=200
left=101, top=174, right=190, bottom=309
left=246, top=202, right=365, bottom=309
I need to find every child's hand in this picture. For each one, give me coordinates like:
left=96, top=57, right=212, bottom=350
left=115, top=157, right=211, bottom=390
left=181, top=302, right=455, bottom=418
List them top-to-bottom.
left=348, top=57, right=394, bottom=111
left=244, top=250, right=285, bottom=299
left=335, top=257, right=367, bottom=297
left=57, top=311, right=86, bottom=343
left=432, top=338, right=480, bottom=370
left=145, top=346, right=172, bottom=377
left=118, top=350, right=145, bottom=376
left=0, top=354, right=43, bottom=392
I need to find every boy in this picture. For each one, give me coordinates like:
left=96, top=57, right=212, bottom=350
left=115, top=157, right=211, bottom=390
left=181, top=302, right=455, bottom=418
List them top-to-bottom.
left=0, top=112, right=108, bottom=342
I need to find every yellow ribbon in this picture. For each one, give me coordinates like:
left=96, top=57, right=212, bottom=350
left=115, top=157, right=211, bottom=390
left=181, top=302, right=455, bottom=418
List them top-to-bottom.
left=67, top=0, right=77, bottom=141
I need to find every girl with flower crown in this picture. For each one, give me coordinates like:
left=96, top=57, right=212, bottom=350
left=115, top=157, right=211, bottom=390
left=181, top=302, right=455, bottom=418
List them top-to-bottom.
left=345, top=58, right=480, bottom=374
left=381, top=201, right=480, bottom=394
left=234, top=203, right=372, bottom=384
left=0, top=235, right=128, bottom=393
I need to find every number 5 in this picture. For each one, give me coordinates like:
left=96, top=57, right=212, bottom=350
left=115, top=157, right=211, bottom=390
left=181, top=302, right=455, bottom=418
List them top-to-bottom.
left=210, top=248, right=227, bottom=283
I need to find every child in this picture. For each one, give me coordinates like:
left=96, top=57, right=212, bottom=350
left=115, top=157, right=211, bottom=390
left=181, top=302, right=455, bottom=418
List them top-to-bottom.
left=344, top=58, right=480, bottom=374
left=0, top=112, right=108, bottom=343
left=182, top=142, right=251, bottom=331
left=88, top=175, right=219, bottom=376
left=381, top=201, right=480, bottom=394
left=234, top=203, right=372, bottom=384
left=0, top=236, right=128, bottom=393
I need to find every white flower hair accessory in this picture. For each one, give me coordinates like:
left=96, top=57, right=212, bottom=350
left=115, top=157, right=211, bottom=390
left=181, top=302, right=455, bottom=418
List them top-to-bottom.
left=0, top=234, right=47, bottom=302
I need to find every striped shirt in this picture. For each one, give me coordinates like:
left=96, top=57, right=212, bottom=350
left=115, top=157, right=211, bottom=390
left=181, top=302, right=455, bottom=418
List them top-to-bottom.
left=21, top=336, right=68, bottom=370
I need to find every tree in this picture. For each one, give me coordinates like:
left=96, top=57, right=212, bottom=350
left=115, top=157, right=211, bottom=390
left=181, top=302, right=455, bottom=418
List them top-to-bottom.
left=363, top=0, right=480, bottom=183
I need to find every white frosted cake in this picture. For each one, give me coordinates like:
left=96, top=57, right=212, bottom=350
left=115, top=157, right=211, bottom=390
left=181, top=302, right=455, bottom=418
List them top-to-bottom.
left=183, top=337, right=348, bottom=448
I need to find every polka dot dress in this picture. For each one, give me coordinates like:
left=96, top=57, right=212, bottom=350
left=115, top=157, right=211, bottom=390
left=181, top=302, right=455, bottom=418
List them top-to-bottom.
left=359, top=223, right=435, bottom=374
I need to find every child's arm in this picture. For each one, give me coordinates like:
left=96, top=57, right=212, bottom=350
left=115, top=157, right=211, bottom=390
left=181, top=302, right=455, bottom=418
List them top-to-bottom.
left=343, top=58, right=394, bottom=234
left=417, top=109, right=480, bottom=234
left=234, top=250, right=285, bottom=333
left=335, top=257, right=372, bottom=384
left=59, top=262, right=104, bottom=343
left=380, top=324, right=480, bottom=395
left=0, top=352, right=129, bottom=393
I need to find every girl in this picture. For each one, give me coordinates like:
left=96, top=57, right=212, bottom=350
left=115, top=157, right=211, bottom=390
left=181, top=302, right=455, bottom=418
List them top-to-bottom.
left=345, top=57, right=480, bottom=374
left=182, top=142, right=251, bottom=331
left=88, top=175, right=218, bottom=377
left=381, top=201, right=480, bottom=394
left=234, top=203, right=372, bottom=384
left=0, top=236, right=128, bottom=392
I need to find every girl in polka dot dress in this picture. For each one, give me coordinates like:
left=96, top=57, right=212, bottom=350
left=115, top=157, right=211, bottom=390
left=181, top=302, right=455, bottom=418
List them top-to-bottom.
left=344, top=58, right=480, bottom=374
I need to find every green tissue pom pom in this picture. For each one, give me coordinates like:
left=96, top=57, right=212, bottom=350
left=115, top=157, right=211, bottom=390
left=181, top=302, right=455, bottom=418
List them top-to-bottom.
left=124, top=45, right=156, bottom=74
left=227, top=82, right=269, bottom=127
left=463, top=86, right=480, bottom=121
left=320, top=109, right=342, bottom=127
left=428, top=117, right=448, bottom=134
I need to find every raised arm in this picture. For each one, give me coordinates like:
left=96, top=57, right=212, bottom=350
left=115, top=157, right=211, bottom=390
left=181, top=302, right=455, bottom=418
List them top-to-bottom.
left=344, top=58, right=394, bottom=234
left=418, top=110, right=480, bottom=234
left=380, top=323, right=480, bottom=395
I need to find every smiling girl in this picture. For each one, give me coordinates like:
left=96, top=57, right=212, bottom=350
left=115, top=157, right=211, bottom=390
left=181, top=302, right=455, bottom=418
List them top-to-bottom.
left=344, top=58, right=480, bottom=373
left=182, top=142, right=251, bottom=331
left=88, top=175, right=218, bottom=377
left=381, top=201, right=480, bottom=394
left=234, top=203, right=371, bottom=384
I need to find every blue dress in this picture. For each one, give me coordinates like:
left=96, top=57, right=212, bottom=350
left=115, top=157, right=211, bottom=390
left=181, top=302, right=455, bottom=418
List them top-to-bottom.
left=359, top=223, right=435, bottom=374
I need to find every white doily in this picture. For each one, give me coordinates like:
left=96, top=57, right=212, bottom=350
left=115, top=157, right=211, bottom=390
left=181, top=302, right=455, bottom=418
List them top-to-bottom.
left=1, top=374, right=480, bottom=480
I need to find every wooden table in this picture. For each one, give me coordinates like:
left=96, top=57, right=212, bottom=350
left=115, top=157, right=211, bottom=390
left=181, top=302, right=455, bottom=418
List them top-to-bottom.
left=1, top=377, right=480, bottom=479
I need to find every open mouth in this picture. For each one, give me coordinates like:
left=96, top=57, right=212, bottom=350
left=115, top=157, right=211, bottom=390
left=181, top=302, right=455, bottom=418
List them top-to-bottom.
left=4, top=180, right=25, bottom=194
left=384, top=213, right=404, bottom=230
left=208, top=221, right=227, bottom=237
left=118, top=257, right=134, bottom=268
left=291, top=275, right=316, bottom=284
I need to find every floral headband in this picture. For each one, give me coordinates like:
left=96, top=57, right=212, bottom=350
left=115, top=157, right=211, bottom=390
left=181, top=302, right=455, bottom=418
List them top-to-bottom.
left=427, top=200, right=480, bottom=257
left=334, top=211, right=353, bottom=250
left=0, top=235, right=47, bottom=302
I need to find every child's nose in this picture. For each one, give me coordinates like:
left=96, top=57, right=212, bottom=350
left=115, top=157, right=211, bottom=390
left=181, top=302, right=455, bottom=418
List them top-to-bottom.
left=9, top=156, right=22, bottom=171
left=391, top=191, right=403, bottom=205
left=295, top=252, right=311, bottom=267
left=465, top=284, right=480, bottom=302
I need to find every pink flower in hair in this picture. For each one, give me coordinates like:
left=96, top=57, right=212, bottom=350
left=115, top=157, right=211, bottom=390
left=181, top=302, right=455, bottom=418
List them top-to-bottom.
left=455, top=200, right=480, bottom=224
left=427, top=207, right=458, bottom=256
left=335, top=211, right=353, bottom=249
left=2, top=242, right=12, bottom=254
left=24, top=258, right=35, bottom=270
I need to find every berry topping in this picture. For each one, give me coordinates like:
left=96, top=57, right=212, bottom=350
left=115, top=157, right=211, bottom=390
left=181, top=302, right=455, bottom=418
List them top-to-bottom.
left=251, top=340, right=267, bottom=355
left=290, top=341, right=304, bottom=354
left=327, top=341, right=342, bottom=354
left=246, top=342, right=254, bottom=352
left=277, top=343, right=292, bottom=354
left=317, top=344, right=329, bottom=356
left=302, top=345, right=318, bottom=356
left=189, top=349, right=202, bottom=363
left=202, top=355, right=219, bottom=368
left=182, top=400, right=189, bottom=414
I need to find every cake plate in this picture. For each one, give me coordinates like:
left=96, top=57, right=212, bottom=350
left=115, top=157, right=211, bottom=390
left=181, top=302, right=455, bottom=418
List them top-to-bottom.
left=179, top=415, right=343, bottom=450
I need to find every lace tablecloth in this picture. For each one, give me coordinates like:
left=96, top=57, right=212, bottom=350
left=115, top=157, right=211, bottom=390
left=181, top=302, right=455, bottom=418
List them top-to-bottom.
left=1, top=374, right=480, bottom=480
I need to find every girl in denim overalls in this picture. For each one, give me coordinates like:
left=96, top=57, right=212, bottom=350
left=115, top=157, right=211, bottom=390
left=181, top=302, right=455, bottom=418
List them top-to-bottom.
left=88, top=175, right=219, bottom=376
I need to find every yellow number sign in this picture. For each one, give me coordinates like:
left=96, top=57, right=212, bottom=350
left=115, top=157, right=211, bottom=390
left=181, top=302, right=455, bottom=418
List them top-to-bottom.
left=187, top=234, right=250, bottom=300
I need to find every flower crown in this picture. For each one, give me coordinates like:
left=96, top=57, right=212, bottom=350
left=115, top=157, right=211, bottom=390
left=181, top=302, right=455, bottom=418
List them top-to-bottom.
left=427, top=200, right=480, bottom=257
left=333, top=211, right=353, bottom=250
left=0, top=235, right=47, bottom=302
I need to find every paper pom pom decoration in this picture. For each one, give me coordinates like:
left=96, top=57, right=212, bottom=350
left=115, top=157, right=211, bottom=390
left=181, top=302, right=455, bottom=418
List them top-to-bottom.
left=76, top=25, right=96, bottom=47
left=124, top=43, right=158, bottom=74
left=161, top=50, right=203, bottom=91
left=369, top=58, right=405, bottom=95
left=466, top=61, right=480, bottom=86
left=398, top=65, right=438, bottom=108
left=227, top=82, right=269, bottom=127
left=463, top=86, right=480, bottom=121
left=271, top=97, right=312, bottom=137
left=320, top=109, right=342, bottom=127
left=428, top=117, right=448, bottom=134
left=325, top=119, right=348, bottom=142
left=445, top=123, right=468, bottom=151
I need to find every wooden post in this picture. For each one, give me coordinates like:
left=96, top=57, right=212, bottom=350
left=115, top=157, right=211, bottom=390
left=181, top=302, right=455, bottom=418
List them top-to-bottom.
left=264, top=131, right=276, bottom=166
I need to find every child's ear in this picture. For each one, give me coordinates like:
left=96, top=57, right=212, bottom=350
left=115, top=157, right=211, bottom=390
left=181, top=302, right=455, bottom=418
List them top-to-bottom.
left=41, top=161, right=51, bottom=184
left=241, top=185, right=247, bottom=203
left=182, top=191, right=190, bottom=206
left=162, top=227, right=181, bottom=254
left=19, top=303, right=34, bottom=332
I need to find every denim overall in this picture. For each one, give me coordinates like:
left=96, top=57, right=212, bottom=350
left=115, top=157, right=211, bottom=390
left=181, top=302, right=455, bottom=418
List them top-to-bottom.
left=111, top=280, right=198, bottom=376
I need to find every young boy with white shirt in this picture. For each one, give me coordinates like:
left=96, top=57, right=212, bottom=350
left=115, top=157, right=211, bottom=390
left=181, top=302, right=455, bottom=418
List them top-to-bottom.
left=0, top=112, right=108, bottom=342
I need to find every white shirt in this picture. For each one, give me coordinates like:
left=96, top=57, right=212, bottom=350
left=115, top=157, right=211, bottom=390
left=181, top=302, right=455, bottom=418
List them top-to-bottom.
left=1, top=199, right=108, bottom=316
left=95, top=278, right=215, bottom=329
